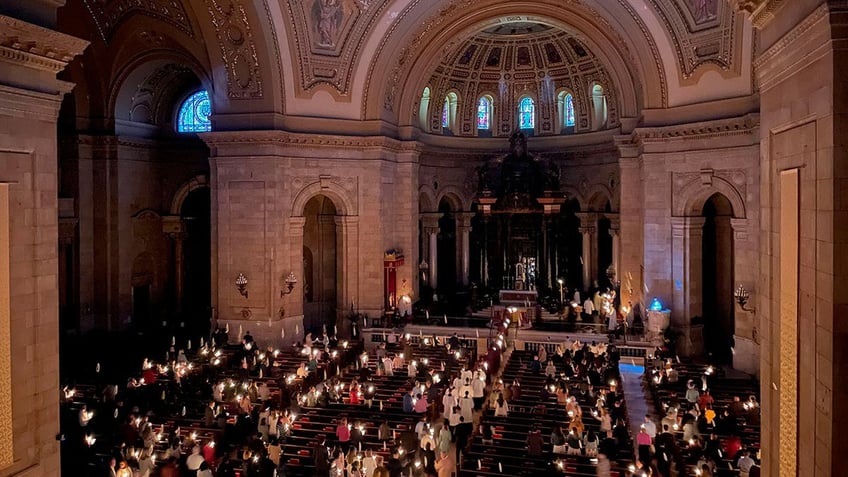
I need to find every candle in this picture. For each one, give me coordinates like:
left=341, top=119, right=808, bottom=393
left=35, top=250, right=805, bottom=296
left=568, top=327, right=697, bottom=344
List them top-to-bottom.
left=425, top=310, right=429, bottom=319
left=444, top=314, right=448, bottom=325
left=225, top=323, right=229, bottom=333
left=238, top=324, right=243, bottom=338
left=295, top=324, right=299, bottom=335
left=334, top=325, right=338, bottom=336
left=475, top=329, right=479, bottom=339
left=171, top=336, right=175, bottom=346
left=187, top=340, right=191, bottom=350
left=96, top=362, right=100, bottom=373
left=379, top=400, right=383, bottom=411
left=181, top=406, right=186, bottom=416
left=393, top=430, right=396, bottom=440
left=359, top=442, right=362, bottom=451
left=478, top=459, right=482, bottom=470
left=499, top=462, right=502, bottom=473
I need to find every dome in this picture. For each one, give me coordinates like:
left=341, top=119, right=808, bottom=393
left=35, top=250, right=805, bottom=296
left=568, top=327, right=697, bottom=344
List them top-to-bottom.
left=420, top=18, right=618, bottom=137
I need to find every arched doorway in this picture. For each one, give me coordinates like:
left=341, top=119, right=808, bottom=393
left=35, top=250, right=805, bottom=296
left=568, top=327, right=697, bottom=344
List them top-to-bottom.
left=181, top=187, right=211, bottom=334
left=702, top=193, right=734, bottom=364
left=303, top=195, right=338, bottom=335
left=437, top=199, right=457, bottom=294
left=555, top=199, right=583, bottom=292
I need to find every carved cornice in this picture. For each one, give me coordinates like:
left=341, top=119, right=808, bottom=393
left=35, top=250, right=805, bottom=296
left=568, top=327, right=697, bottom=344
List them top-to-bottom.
left=732, top=0, right=788, bottom=28
left=754, top=3, right=828, bottom=71
left=0, top=16, right=88, bottom=74
left=631, top=113, right=759, bottom=143
left=199, top=130, right=423, bottom=154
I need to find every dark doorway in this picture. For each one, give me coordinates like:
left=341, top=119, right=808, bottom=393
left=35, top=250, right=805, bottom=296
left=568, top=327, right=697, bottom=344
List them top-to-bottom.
left=181, top=187, right=211, bottom=334
left=702, top=193, right=734, bottom=364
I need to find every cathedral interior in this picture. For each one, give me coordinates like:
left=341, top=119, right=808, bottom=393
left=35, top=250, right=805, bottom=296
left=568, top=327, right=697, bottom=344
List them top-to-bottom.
left=0, top=0, right=844, bottom=476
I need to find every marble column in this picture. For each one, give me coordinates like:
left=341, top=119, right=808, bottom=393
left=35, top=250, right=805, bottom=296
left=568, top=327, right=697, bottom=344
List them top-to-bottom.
left=456, top=212, right=474, bottom=287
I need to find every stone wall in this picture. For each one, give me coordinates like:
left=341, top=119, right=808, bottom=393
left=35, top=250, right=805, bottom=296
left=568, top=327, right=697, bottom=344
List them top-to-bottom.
left=756, top=2, right=845, bottom=475
left=0, top=11, right=87, bottom=477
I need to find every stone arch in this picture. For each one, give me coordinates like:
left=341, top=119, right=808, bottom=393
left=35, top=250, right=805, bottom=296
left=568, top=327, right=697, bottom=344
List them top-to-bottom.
left=364, top=0, right=665, bottom=123
left=108, top=50, right=213, bottom=126
left=170, top=176, right=210, bottom=215
left=675, top=176, right=746, bottom=219
left=291, top=180, right=355, bottom=218
left=585, top=186, right=613, bottom=212
left=418, top=187, right=436, bottom=213
left=435, top=187, right=468, bottom=212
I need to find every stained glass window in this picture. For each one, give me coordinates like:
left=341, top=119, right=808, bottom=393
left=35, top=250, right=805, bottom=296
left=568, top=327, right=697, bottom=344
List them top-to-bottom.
left=177, top=90, right=211, bottom=133
left=565, top=93, right=575, bottom=127
left=477, top=96, right=491, bottom=130
left=518, top=96, right=534, bottom=129
left=442, top=100, right=450, bottom=128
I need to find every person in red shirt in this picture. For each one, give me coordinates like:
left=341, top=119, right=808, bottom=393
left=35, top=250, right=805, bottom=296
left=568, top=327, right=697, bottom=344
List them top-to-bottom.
left=699, top=389, right=714, bottom=411
left=336, top=417, right=351, bottom=450
left=723, top=434, right=742, bottom=460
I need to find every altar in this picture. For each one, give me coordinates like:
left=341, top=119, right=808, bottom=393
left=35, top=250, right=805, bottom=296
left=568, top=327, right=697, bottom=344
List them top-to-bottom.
left=499, top=289, right=538, bottom=306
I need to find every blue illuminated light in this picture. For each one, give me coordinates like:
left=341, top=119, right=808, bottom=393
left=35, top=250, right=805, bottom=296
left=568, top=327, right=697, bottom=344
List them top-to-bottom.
left=649, top=297, right=663, bottom=311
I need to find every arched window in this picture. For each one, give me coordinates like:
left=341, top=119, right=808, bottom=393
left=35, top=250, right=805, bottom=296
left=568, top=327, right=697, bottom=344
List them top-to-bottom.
left=591, top=83, right=608, bottom=131
left=419, top=86, right=431, bottom=130
left=177, top=90, right=211, bottom=133
left=556, top=90, right=575, bottom=132
left=441, top=92, right=459, bottom=134
left=477, top=96, right=492, bottom=130
left=518, top=96, right=534, bottom=129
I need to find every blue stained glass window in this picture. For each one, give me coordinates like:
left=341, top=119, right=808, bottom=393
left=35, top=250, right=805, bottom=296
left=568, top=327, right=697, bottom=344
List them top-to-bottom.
left=177, top=90, right=212, bottom=133
left=565, top=93, right=575, bottom=127
left=518, top=96, right=534, bottom=129
left=477, top=97, right=491, bottom=130
left=442, top=100, right=450, bottom=128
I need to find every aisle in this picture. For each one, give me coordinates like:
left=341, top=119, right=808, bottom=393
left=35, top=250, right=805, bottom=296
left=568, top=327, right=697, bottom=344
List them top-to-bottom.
left=619, top=362, right=652, bottom=455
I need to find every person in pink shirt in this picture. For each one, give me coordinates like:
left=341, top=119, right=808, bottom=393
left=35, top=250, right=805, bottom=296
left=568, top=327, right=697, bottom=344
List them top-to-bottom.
left=414, top=392, right=428, bottom=414
left=336, top=417, right=351, bottom=450
left=636, top=426, right=653, bottom=467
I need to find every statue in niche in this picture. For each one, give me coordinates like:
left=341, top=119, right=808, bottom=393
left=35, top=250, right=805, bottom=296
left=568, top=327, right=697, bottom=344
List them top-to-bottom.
left=314, top=0, right=343, bottom=47
left=688, top=0, right=717, bottom=23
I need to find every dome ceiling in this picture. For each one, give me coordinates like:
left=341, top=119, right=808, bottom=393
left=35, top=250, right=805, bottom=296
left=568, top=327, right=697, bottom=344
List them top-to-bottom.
left=423, top=20, right=618, bottom=137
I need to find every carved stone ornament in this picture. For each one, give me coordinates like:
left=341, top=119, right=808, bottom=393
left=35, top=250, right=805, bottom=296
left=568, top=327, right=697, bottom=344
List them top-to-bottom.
left=82, top=0, right=193, bottom=43
left=205, top=0, right=264, bottom=99
left=286, top=0, right=390, bottom=95
left=649, top=0, right=741, bottom=80
left=0, top=16, right=89, bottom=74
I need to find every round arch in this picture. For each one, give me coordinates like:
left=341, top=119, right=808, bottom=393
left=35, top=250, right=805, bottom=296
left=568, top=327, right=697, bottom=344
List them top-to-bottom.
left=364, top=0, right=664, bottom=124
left=170, top=176, right=210, bottom=215
left=675, top=177, right=746, bottom=219
left=291, top=181, right=355, bottom=218
left=584, top=186, right=613, bottom=212
left=418, top=187, right=436, bottom=213
left=435, top=187, right=470, bottom=212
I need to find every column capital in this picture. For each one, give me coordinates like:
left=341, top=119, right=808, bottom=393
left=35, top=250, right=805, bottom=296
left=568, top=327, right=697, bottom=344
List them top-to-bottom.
left=420, top=212, right=441, bottom=230
left=455, top=212, right=475, bottom=228
left=162, top=215, right=186, bottom=238
left=578, top=225, right=596, bottom=236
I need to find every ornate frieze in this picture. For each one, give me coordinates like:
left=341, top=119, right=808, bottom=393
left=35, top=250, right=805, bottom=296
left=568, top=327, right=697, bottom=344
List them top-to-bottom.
left=81, top=0, right=193, bottom=43
left=204, top=0, right=264, bottom=99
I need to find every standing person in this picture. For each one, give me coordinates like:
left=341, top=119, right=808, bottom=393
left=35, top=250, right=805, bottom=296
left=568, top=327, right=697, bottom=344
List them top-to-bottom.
left=493, top=392, right=508, bottom=417
left=438, top=420, right=452, bottom=455
left=637, top=426, right=653, bottom=469
left=314, top=436, right=330, bottom=476
left=434, top=451, right=455, bottom=477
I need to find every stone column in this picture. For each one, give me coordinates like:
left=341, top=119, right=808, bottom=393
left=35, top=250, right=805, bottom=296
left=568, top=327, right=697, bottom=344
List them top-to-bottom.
left=456, top=212, right=474, bottom=286
left=420, top=213, right=441, bottom=289
left=335, top=215, right=359, bottom=338
left=577, top=215, right=596, bottom=290
left=608, top=215, right=621, bottom=281
left=163, top=216, right=187, bottom=309
left=286, top=216, right=306, bottom=344
left=671, top=216, right=705, bottom=356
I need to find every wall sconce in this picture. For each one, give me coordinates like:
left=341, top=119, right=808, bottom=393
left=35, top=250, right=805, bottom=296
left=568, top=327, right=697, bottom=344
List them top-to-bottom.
left=281, top=272, right=298, bottom=297
left=236, top=273, right=248, bottom=298
left=734, top=284, right=755, bottom=313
